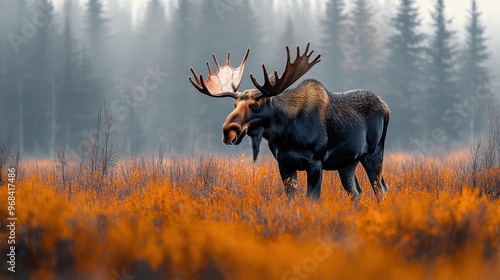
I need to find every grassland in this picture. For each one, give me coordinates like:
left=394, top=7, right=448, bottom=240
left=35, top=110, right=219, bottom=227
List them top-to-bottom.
left=1, top=152, right=500, bottom=279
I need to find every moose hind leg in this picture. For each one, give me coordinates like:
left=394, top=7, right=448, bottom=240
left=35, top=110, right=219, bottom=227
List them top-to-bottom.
left=360, top=148, right=387, bottom=201
left=338, top=161, right=362, bottom=198
left=278, top=164, right=298, bottom=197
left=381, top=176, right=389, bottom=192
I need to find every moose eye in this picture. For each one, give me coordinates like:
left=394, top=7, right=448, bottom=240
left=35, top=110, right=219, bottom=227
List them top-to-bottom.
left=250, top=103, right=260, bottom=112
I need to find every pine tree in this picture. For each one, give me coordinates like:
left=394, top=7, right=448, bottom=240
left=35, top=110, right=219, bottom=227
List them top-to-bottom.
left=0, top=0, right=11, bottom=132
left=9, top=0, right=30, bottom=153
left=22, top=0, right=56, bottom=154
left=59, top=0, right=87, bottom=151
left=83, top=0, right=111, bottom=116
left=84, top=0, right=107, bottom=57
left=124, top=0, right=166, bottom=152
left=136, top=0, right=165, bottom=65
left=164, top=0, right=198, bottom=152
left=187, top=0, right=262, bottom=152
left=321, top=0, right=347, bottom=91
left=344, top=0, right=382, bottom=90
left=385, top=0, right=425, bottom=147
left=426, top=0, right=458, bottom=141
left=458, top=0, right=491, bottom=138
left=269, top=16, right=298, bottom=74
left=281, top=17, right=298, bottom=48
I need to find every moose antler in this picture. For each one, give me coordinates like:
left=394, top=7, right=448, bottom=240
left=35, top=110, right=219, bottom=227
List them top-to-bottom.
left=250, top=43, right=321, bottom=98
left=189, top=49, right=250, bottom=99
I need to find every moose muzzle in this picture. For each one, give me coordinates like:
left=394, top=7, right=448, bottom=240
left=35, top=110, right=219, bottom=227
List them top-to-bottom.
left=222, top=103, right=250, bottom=145
left=222, top=122, right=248, bottom=145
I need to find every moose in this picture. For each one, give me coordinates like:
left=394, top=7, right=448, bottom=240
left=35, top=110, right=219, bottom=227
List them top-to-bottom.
left=189, top=43, right=390, bottom=201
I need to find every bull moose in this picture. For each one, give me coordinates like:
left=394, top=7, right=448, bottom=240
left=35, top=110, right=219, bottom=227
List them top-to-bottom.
left=188, top=43, right=390, bottom=201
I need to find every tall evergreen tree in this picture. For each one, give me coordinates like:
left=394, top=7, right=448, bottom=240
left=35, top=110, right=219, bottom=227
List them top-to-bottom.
left=0, top=0, right=11, bottom=132
left=10, top=0, right=30, bottom=153
left=22, top=0, right=56, bottom=154
left=59, top=0, right=87, bottom=151
left=83, top=0, right=111, bottom=116
left=84, top=0, right=107, bottom=58
left=123, top=0, right=166, bottom=152
left=136, top=0, right=165, bottom=65
left=165, top=0, right=198, bottom=152
left=186, top=0, right=262, bottom=152
left=320, top=0, right=347, bottom=91
left=344, top=0, right=382, bottom=90
left=385, top=0, right=425, bottom=148
left=426, top=0, right=457, bottom=140
left=458, top=0, right=491, bottom=138
left=268, top=17, right=298, bottom=73
left=281, top=17, right=298, bottom=48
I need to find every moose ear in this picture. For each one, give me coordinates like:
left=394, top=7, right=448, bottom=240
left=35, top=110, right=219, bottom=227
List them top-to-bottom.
left=249, top=127, right=264, bottom=162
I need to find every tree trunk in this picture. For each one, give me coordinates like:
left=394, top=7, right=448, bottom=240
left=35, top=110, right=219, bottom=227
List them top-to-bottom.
left=15, top=58, right=23, bottom=154
left=50, top=69, right=56, bottom=158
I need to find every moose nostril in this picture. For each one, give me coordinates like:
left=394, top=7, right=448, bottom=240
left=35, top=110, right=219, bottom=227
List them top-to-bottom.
left=222, top=123, right=242, bottom=144
left=223, top=129, right=239, bottom=145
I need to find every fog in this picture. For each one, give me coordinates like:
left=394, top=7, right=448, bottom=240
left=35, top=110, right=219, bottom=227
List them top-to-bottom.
left=0, top=0, right=498, bottom=158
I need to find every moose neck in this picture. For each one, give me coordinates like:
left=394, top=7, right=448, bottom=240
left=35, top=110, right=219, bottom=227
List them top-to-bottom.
left=263, top=80, right=330, bottom=144
left=263, top=90, right=302, bottom=142
left=271, top=94, right=298, bottom=122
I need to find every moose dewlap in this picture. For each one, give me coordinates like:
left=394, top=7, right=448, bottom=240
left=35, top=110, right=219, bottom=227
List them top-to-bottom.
left=189, top=43, right=390, bottom=201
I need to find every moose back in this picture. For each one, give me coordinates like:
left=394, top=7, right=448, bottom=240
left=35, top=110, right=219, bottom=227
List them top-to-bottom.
left=189, top=43, right=390, bottom=201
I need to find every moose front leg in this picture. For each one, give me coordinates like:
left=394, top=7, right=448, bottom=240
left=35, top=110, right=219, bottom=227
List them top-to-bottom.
left=306, top=161, right=323, bottom=200
left=278, top=164, right=298, bottom=197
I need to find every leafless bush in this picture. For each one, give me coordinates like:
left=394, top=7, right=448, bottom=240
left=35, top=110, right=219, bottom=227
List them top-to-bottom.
left=80, top=101, right=120, bottom=192
left=467, top=104, right=500, bottom=196
left=468, top=104, right=500, bottom=170
left=484, top=104, right=500, bottom=167
left=0, top=125, right=20, bottom=183
left=0, top=126, right=13, bottom=184
left=468, top=138, right=482, bottom=188
left=149, top=143, right=167, bottom=183
left=54, top=145, right=72, bottom=193
left=117, top=145, right=168, bottom=199
left=10, top=151, right=21, bottom=178
left=119, top=152, right=146, bottom=194
left=163, top=154, right=222, bottom=197
left=195, top=154, right=221, bottom=194
left=167, top=156, right=190, bottom=188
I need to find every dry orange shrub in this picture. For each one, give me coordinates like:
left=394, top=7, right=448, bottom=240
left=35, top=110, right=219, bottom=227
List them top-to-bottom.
left=1, top=153, right=500, bottom=279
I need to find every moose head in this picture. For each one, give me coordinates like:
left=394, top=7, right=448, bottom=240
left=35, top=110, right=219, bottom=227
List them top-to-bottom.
left=189, top=43, right=321, bottom=160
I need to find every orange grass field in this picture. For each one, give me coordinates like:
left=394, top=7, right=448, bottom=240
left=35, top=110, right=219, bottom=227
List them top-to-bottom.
left=1, top=152, right=500, bottom=279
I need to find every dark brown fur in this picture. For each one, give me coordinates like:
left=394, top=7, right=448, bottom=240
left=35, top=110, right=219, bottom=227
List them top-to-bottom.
left=189, top=43, right=390, bottom=201
left=222, top=79, right=390, bottom=201
left=275, top=80, right=330, bottom=120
